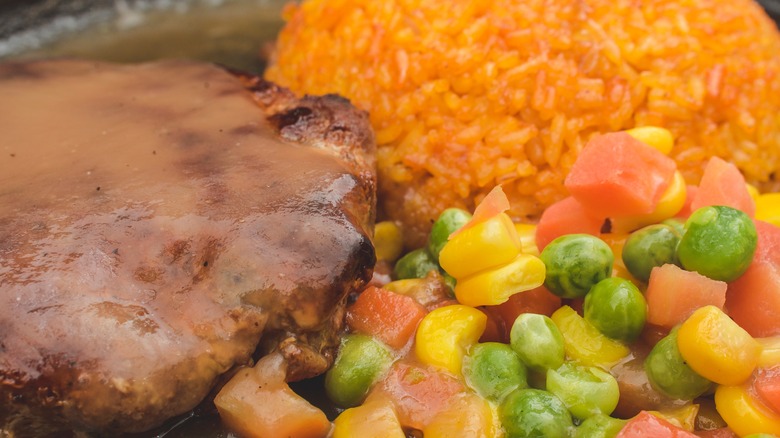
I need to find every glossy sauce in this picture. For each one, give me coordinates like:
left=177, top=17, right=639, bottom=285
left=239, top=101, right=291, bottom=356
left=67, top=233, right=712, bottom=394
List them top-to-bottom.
left=0, top=3, right=346, bottom=435
left=0, top=59, right=371, bottom=435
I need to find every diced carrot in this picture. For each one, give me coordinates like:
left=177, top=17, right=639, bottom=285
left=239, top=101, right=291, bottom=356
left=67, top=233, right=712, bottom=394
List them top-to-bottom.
left=564, top=132, right=677, bottom=217
left=690, top=157, right=756, bottom=217
left=450, top=185, right=509, bottom=239
left=535, top=196, right=605, bottom=250
left=751, top=220, right=780, bottom=267
left=726, top=221, right=780, bottom=337
left=727, top=262, right=780, bottom=337
left=645, top=264, right=727, bottom=329
left=488, top=285, right=562, bottom=341
left=347, top=286, right=428, bottom=350
left=369, top=360, right=466, bottom=431
left=753, top=366, right=780, bottom=416
left=616, top=411, right=699, bottom=438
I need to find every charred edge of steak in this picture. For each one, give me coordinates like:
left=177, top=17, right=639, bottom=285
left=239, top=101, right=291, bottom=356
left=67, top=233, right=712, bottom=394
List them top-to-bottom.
left=231, top=66, right=377, bottom=246
left=229, top=68, right=378, bottom=380
left=232, top=68, right=376, bottom=187
left=258, top=235, right=376, bottom=382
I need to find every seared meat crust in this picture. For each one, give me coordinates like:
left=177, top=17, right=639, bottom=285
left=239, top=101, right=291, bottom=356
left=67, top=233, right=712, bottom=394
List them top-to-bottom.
left=0, top=60, right=376, bottom=435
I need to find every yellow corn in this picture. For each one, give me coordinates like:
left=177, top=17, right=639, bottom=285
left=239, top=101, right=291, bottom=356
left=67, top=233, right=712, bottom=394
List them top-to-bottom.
left=624, top=126, right=674, bottom=155
left=611, top=171, right=687, bottom=233
left=747, top=183, right=761, bottom=201
left=756, top=193, right=780, bottom=227
left=439, top=213, right=521, bottom=279
left=374, top=221, right=404, bottom=262
left=514, top=223, right=540, bottom=256
left=599, top=231, right=630, bottom=256
left=599, top=232, right=639, bottom=282
left=454, top=254, right=545, bottom=306
left=610, top=262, right=637, bottom=283
left=383, top=278, right=426, bottom=295
left=415, top=305, right=487, bottom=375
left=550, top=305, right=630, bottom=369
left=677, top=305, right=762, bottom=386
left=757, top=336, right=780, bottom=368
left=715, top=384, right=780, bottom=437
left=423, top=393, right=498, bottom=438
left=332, top=397, right=405, bottom=438
left=648, top=404, right=699, bottom=431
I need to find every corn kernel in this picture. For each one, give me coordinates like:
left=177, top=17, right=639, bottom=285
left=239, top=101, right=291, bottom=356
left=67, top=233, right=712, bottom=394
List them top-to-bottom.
left=624, top=126, right=674, bottom=155
left=611, top=171, right=687, bottom=233
left=747, top=183, right=761, bottom=201
left=756, top=193, right=780, bottom=227
left=439, top=213, right=521, bottom=279
left=374, top=221, right=404, bottom=262
left=514, top=223, right=540, bottom=256
left=598, top=232, right=639, bottom=282
left=454, top=254, right=545, bottom=306
left=383, top=278, right=426, bottom=295
left=415, top=305, right=487, bottom=375
left=550, top=305, right=630, bottom=369
left=677, top=305, right=762, bottom=386
left=757, top=336, right=780, bottom=368
left=715, top=384, right=780, bottom=437
left=333, top=398, right=405, bottom=438
left=648, top=404, right=699, bottom=431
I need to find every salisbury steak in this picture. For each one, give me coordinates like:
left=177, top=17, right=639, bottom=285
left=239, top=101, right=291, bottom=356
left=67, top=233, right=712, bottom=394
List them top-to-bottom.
left=0, top=60, right=376, bottom=435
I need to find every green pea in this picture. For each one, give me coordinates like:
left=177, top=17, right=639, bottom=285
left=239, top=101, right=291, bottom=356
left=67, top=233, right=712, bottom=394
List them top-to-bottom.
left=677, top=206, right=757, bottom=282
left=428, top=208, right=473, bottom=261
left=622, top=224, right=681, bottom=282
left=540, top=234, right=614, bottom=298
left=393, top=247, right=439, bottom=280
left=583, top=277, right=647, bottom=342
left=510, top=313, right=565, bottom=372
left=645, top=327, right=712, bottom=400
left=324, top=334, right=393, bottom=408
left=463, top=342, right=528, bottom=402
left=546, top=362, right=620, bottom=420
left=499, top=388, right=574, bottom=438
left=575, top=414, right=627, bottom=438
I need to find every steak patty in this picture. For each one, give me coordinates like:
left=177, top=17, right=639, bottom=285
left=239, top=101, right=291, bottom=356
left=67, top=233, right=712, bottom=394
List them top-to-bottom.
left=0, top=59, right=376, bottom=435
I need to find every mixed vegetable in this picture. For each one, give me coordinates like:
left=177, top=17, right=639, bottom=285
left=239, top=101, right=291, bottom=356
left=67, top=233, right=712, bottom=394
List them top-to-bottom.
left=216, top=127, right=780, bottom=437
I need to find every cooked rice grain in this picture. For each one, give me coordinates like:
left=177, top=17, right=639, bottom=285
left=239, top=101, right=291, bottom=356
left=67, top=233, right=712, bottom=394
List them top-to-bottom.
left=266, top=0, right=780, bottom=247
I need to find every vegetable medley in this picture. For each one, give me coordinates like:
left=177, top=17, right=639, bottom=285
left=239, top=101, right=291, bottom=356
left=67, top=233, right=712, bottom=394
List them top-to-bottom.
left=323, top=126, right=780, bottom=438
left=217, top=127, right=780, bottom=437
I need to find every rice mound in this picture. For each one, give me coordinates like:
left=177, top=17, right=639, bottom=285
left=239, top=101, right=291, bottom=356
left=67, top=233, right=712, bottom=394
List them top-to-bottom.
left=266, top=0, right=780, bottom=247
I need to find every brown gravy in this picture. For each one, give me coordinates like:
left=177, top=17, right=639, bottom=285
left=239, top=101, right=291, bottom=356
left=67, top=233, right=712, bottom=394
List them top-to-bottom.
left=0, top=3, right=343, bottom=436
left=0, top=58, right=355, bottom=438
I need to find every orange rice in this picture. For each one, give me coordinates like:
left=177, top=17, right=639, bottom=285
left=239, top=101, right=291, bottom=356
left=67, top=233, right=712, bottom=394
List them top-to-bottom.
left=265, top=0, right=780, bottom=247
